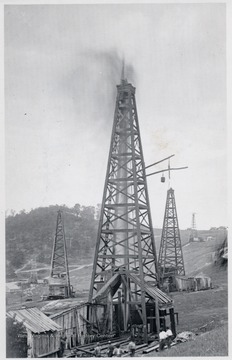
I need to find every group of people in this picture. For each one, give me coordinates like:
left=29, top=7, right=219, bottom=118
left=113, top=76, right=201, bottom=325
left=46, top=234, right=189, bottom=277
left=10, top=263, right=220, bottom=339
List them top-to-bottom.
left=158, top=326, right=173, bottom=351
left=93, top=327, right=173, bottom=356
left=94, top=338, right=136, bottom=357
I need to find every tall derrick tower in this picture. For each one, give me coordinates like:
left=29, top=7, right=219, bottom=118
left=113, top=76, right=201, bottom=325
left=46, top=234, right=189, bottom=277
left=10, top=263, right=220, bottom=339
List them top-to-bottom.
left=88, top=74, right=175, bottom=342
left=158, top=188, right=185, bottom=288
left=48, top=210, right=72, bottom=299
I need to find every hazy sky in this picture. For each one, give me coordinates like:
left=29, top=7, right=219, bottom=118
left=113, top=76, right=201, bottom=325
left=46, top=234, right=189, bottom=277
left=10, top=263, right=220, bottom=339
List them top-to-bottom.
left=5, top=3, right=227, bottom=229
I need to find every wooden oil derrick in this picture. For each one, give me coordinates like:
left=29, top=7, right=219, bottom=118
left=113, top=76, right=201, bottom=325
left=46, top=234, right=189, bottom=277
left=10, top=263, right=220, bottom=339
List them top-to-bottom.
left=88, top=74, right=176, bottom=343
left=158, top=188, right=185, bottom=288
left=48, top=210, right=72, bottom=299
left=189, top=212, right=199, bottom=242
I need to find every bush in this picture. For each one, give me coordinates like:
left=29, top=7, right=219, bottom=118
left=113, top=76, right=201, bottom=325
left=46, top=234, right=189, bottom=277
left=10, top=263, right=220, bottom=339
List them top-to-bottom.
left=6, top=317, right=28, bottom=358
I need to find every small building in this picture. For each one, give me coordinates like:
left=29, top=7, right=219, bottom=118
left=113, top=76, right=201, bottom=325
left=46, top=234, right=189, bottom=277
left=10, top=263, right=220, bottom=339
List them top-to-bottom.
left=206, top=236, right=214, bottom=241
left=169, top=274, right=212, bottom=292
left=190, top=274, right=212, bottom=291
left=174, top=276, right=195, bottom=292
left=48, top=277, right=74, bottom=299
left=6, top=282, right=21, bottom=293
left=48, top=303, right=105, bottom=349
left=7, top=307, right=62, bottom=358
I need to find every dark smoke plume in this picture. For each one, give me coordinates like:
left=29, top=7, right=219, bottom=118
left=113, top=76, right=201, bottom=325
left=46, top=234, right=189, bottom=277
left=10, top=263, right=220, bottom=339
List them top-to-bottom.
left=81, top=48, right=136, bottom=86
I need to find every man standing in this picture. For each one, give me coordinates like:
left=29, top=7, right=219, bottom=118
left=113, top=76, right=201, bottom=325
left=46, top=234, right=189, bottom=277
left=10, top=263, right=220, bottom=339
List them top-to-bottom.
left=166, top=327, right=173, bottom=348
left=159, top=328, right=167, bottom=351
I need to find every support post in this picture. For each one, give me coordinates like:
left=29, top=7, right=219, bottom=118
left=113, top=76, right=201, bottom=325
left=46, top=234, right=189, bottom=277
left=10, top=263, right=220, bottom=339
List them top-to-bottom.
left=117, top=291, right=122, bottom=335
left=155, top=296, right=160, bottom=334
left=170, top=307, right=176, bottom=337
left=150, top=308, right=154, bottom=333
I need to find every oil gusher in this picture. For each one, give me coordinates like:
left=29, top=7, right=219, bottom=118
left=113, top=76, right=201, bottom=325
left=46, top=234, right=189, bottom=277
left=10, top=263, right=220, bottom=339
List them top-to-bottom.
left=88, top=66, right=175, bottom=342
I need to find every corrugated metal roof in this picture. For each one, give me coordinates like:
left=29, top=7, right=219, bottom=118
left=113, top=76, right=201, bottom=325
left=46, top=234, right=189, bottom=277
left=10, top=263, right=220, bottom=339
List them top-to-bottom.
left=7, top=307, right=62, bottom=334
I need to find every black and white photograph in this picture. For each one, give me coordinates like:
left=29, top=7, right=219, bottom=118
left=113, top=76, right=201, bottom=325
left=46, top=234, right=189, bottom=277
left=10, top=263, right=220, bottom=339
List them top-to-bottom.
left=4, top=2, right=229, bottom=357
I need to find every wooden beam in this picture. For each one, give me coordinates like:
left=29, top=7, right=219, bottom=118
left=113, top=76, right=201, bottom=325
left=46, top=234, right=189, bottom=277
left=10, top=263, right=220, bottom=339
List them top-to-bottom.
left=155, top=296, right=160, bottom=334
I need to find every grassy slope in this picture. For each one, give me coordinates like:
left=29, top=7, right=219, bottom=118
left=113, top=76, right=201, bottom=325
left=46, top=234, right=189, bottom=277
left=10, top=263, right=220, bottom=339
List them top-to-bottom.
left=143, top=235, right=228, bottom=357
left=173, top=236, right=228, bottom=333
left=182, top=237, right=225, bottom=276
left=143, top=265, right=228, bottom=356
left=171, top=273, right=227, bottom=333
left=143, top=324, right=228, bottom=357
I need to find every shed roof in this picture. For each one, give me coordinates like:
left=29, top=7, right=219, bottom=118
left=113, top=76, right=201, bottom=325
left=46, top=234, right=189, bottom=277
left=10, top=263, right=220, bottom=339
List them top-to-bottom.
left=91, top=271, right=173, bottom=308
left=92, top=273, right=121, bottom=301
left=128, top=273, right=173, bottom=307
left=191, top=273, right=211, bottom=279
left=175, top=275, right=190, bottom=280
left=7, top=307, right=62, bottom=334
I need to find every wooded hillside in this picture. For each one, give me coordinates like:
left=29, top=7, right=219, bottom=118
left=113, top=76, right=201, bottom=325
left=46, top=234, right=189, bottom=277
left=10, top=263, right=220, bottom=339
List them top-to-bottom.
left=6, top=204, right=99, bottom=278
left=6, top=204, right=226, bottom=280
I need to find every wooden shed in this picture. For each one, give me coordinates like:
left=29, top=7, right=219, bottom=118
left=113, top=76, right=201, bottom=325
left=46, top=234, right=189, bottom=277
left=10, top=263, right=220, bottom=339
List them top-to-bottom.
left=192, top=274, right=212, bottom=291
left=174, top=275, right=195, bottom=292
left=49, top=303, right=105, bottom=349
left=7, top=307, right=62, bottom=358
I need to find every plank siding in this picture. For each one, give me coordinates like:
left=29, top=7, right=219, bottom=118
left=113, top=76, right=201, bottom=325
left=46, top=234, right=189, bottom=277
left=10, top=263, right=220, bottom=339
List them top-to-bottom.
left=50, top=304, right=105, bottom=348
left=26, top=330, right=60, bottom=358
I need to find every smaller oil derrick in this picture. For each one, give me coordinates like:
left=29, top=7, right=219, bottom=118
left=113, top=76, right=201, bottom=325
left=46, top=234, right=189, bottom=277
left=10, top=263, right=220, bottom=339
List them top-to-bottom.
left=158, top=188, right=185, bottom=290
left=48, top=210, right=73, bottom=299
left=189, top=212, right=199, bottom=242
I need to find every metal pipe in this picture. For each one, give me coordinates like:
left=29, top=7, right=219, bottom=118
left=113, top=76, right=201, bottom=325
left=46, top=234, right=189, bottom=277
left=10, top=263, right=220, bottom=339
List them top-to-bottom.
left=145, top=154, right=175, bottom=170
left=146, top=166, right=188, bottom=178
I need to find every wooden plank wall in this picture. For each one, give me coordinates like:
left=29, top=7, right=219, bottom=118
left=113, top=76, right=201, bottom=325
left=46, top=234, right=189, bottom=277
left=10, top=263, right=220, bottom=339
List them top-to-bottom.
left=51, top=305, right=106, bottom=349
left=52, top=308, right=80, bottom=349
left=29, top=331, right=60, bottom=358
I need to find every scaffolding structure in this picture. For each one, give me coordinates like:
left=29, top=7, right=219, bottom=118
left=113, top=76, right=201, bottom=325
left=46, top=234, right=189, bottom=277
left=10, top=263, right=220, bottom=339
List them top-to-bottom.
left=158, top=188, right=185, bottom=287
left=49, top=210, right=72, bottom=299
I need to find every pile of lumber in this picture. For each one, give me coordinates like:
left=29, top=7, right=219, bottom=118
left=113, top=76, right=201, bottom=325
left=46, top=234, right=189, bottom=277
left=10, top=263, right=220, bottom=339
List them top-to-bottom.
left=67, top=337, right=130, bottom=357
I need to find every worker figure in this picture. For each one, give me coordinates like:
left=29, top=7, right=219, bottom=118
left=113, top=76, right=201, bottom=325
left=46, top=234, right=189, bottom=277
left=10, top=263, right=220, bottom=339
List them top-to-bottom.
left=165, top=326, right=173, bottom=348
left=159, top=328, right=167, bottom=351
left=80, top=331, right=85, bottom=346
left=59, top=332, right=67, bottom=357
left=128, top=337, right=136, bottom=357
left=107, top=341, right=115, bottom=357
left=94, top=342, right=101, bottom=357
left=113, top=343, right=123, bottom=357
